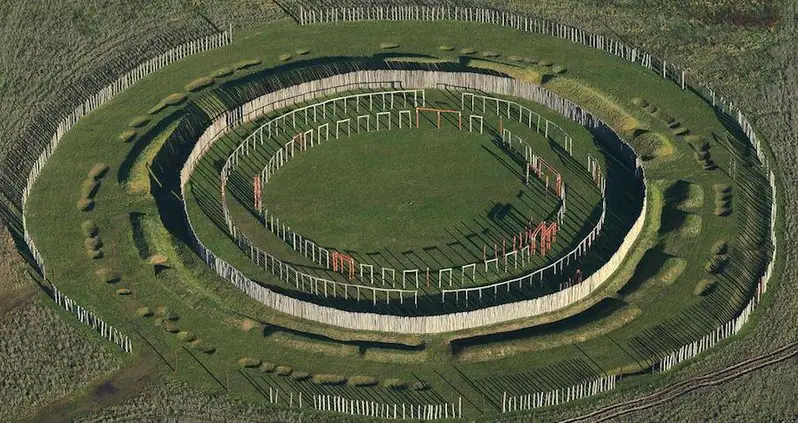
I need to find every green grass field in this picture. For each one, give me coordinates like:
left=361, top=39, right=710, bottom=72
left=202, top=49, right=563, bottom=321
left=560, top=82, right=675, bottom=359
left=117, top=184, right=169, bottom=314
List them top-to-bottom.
left=19, top=17, right=775, bottom=421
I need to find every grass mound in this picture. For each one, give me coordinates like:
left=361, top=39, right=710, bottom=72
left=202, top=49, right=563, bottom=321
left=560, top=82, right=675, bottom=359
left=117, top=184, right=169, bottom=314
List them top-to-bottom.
left=379, top=42, right=399, bottom=49
left=438, top=45, right=454, bottom=51
left=460, top=47, right=476, bottom=54
left=295, top=49, right=310, bottom=55
left=481, top=51, right=500, bottom=57
left=277, top=53, right=292, bottom=62
left=234, top=59, right=262, bottom=69
left=538, top=60, right=552, bottom=66
left=552, top=64, right=567, bottom=74
left=213, top=67, right=234, bottom=78
left=184, top=76, right=214, bottom=92
left=128, top=116, right=150, bottom=128
left=119, top=129, right=136, bottom=143
left=88, top=163, right=109, bottom=180
left=80, top=180, right=100, bottom=199
left=76, top=198, right=94, bottom=212
left=81, top=220, right=98, bottom=237
left=83, top=236, right=102, bottom=251
left=712, top=240, right=728, bottom=255
left=86, top=249, right=104, bottom=259
left=95, top=268, right=120, bottom=284
left=694, top=279, right=717, bottom=296
left=115, top=288, right=131, bottom=296
left=135, top=307, right=153, bottom=317
left=176, top=331, right=195, bottom=342
left=190, top=339, right=215, bottom=354
left=238, top=357, right=261, bottom=368
left=259, top=362, right=276, bottom=373
left=275, top=366, right=292, bottom=376
left=291, top=371, right=311, bottom=381
left=312, top=374, right=347, bottom=385
left=348, top=376, right=379, bottom=387
left=382, top=379, right=408, bottom=390
left=411, top=381, right=430, bottom=390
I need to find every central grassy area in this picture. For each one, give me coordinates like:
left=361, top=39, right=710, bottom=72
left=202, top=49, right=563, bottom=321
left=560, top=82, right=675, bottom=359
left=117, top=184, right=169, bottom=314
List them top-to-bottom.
left=262, top=128, right=556, bottom=256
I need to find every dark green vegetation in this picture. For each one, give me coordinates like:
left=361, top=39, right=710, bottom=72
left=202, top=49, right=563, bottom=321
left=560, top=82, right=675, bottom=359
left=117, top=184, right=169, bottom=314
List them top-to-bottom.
left=0, top=1, right=794, bottom=422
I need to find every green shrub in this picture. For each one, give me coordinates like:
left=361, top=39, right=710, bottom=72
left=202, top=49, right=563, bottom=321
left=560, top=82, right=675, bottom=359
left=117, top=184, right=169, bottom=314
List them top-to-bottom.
left=379, top=42, right=399, bottom=49
left=438, top=45, right=454, bottom=51
left=460, top=47, right=476, bottom=55
left=295, top=49, right=310, bottom=55
left=481, top=51, right=500, bottom=57
left=278, top=53, right=292, bottom=61
left=235, top=58, right=262, bottom=69
left=538, top=60, right=552, bottom=66
left=552, top=65, right=567, bottom=74
left=213, top=67, right=234, bottom=78
left=185, top=76, right=215, bottom=92
left=631, top=97, right=648, bottom=107
left=128, top=116, right=150, bottom=128
left=672, top=127, right=689, bottom=136
left=119, top=129, right=136, bottom=143
left=88, top=163, right=110, bottom=180
left=80, top=179, right=100, bottom=199
left=77, top=198, right=94, bottom=212
left=81, top=220, right=99, bottom=237
left=83, top=236, right=102, bottom=251
left=711, top=240, right=728, bottom=255
left=87, top=249, right=104, bottom=259
left=95, top=268, right=120, bottom=284
left=694, top=279, right=716, bottom=296
left=116, top=288, right=131, bottom=296
left=136, top=307, right=153, bottom=317
left=161, top=321, right=179, bottom=333
left=177, top=331, right=195, bottom=342
left=191, top=339, right=215, bottom=354
left=238, top=357, right=262, bottom=368
left=260, top=362, right=276, bottom=373
left=275, top=366, right=293, bottom=376
left=291, top=371, right=311, bottom=381
left=312, top=374, right=348, bottom=385
left=348, top=376, right=379, bottom=387
left=382, top=379, right=408, bottom=390
left=411, top=381, right=430, bottom=390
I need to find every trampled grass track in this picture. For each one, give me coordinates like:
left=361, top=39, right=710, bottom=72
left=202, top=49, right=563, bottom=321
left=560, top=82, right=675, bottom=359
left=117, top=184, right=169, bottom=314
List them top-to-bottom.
left=560, top=341, right=798, bottom=423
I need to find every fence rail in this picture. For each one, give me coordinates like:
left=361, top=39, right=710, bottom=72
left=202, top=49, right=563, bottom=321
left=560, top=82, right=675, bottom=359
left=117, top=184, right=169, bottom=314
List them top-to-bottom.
left=180, top=70, right=647, bottom=333
left=502, top=375, right=617, bottom=413
left=313, top=394, right=462, bottom=420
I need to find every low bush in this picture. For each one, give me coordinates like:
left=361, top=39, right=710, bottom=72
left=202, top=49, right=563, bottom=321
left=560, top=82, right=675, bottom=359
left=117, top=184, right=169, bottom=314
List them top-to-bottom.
left=379, top=42, right=399, bottom=49
left=438, top=45, right=454, bottom=51
left=460, top=47, right=476, bottom=54
left=295, top=49, right=310, bottom=55
left=481, top=51, right=500, bottom=57
left=278, top=53, right=292, bottom=61
left=235, top=58, right=262, bottom=69
left=552, top=64, right=567, bottom=74
left=213, top=67, right=234, bottom=78
left=185, top=76, right=214, bottom=92
left=631, top=97, right=649, bottom=107
left=128, top=116, right=150, bottom=128
left=119, top=129, right=136, bottom=143
left=88, top=163, right=110, bottom=180
left=80, top=180, right=100, bottom=199
left=77, top=198, right=94, bottom=212
left=81, top=220, right=98, bottom=237
left=83, top=236, right=102, bottom=251
left=712, top=240, right=728, bottom=255
left=86, top=249, right=103, bottom=259
left=95, top=268, right=120, bottom=284
left=694, top=279, right=716, bottom=296
left=115, top=288, right=131, bottom=296
left=136, top=307, right=153, bottom=317
left=161, top=320, right=179, bottom=333
left=176, top=331, right=195, bottom=342
left=190, top=339, right=215, bottom=354
left=238, top=357, right=262, bottom=368
left=260, top=362, right=276, bottom=373
left=275, top=366, right=292, bottom=376
left=291, top=371, right=311, bottom=381
left=312, top=374, right=347, bottom=385
left=348, top=376, right=379, bottom=387
left=382, top=379, right=408, bottom=390
left=411, top=381, right=430, bottom=390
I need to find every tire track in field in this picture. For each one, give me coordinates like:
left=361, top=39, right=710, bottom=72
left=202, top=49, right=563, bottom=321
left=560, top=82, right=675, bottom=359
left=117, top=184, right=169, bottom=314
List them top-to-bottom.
left=559, top=341, right=798, bottom=422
